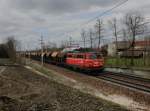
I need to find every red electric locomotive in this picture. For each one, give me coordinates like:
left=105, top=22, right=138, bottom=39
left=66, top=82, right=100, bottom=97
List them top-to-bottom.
left=66, top=52, right=104, bottom=71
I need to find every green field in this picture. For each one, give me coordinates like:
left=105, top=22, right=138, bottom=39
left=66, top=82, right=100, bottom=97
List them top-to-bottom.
left=105, top=57, right=150, bottom=69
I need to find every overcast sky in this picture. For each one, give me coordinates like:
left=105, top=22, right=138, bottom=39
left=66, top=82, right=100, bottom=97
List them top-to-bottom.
left=0, top=0, right=150, bottom=49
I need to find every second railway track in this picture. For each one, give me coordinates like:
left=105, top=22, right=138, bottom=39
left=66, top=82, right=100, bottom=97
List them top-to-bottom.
left=97, top=72, right=150, bottom=94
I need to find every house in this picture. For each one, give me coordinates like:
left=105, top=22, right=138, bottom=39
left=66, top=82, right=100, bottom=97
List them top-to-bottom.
left=107, top=40, right=150, bottom=57
left=107, top=43, right=116, bottom=56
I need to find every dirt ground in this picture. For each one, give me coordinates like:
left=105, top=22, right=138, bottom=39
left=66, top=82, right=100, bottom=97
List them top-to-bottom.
left=0, top=64, right=128, bottom=111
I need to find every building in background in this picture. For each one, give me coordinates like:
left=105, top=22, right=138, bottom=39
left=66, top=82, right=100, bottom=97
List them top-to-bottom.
left=107, top=40, right=150, bottom=57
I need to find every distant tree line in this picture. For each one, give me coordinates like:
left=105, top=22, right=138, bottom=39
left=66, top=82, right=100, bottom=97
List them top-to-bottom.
left=0, top=37, right=17, bottom=61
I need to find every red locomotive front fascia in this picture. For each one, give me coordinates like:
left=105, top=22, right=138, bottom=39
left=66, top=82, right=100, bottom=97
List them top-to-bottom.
left=66, top=52, right=104, bottom=70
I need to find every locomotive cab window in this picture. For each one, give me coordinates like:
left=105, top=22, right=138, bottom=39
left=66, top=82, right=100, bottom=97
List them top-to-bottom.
left=67, top=54, right=73, bottom=58
left=73, top=54, right=77, bottom=58
left=87, top=54, right=97, bottom=59
left=96, top=54, right=102, bottom=59
left=76, top=55, right=84, bottom=58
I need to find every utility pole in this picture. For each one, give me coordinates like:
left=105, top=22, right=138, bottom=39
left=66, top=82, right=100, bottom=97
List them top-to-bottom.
left=95, top=19, right=103, bottom=50
left=98, top=19, right=101, bottom=49
left=81, top=29, right=86, bottom=49
left=89, top=29, right=93, bottom=49
left=39, top=35, right=44, bottom=66
left=69, top=36, right=72, bottom=47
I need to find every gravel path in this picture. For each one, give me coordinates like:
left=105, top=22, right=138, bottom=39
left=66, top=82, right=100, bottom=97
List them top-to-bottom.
left=0, top=65, right=128, bottom=111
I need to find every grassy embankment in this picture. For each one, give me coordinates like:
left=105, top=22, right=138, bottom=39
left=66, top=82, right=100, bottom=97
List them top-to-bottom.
left=105, top=57, right=150, bottom=70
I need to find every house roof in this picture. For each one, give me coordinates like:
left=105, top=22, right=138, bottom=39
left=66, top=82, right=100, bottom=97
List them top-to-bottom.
left=116, top=40, right=150, bottom=50
left=135, top=40, right=150, bottom=46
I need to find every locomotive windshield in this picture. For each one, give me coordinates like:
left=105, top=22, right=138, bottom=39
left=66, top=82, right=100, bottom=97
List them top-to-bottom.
left=88, top=53, right=102, bottom=59
left=89, top=54, right=97, bottom=59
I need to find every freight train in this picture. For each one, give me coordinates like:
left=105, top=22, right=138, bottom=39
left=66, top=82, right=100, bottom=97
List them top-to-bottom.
left=24, top=48, right=105, bottom=72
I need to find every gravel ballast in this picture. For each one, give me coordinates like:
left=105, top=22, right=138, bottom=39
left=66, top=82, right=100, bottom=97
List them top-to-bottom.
left=0, top=65, right=128, bottom=111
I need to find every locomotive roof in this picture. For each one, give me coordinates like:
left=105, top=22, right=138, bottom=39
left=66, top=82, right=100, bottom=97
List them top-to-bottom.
left=67, top=51, right=100, bottom=54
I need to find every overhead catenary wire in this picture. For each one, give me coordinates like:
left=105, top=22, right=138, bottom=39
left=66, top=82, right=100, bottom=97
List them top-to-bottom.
left=61, top=0, right=129, bottom=41
left=65, top=0, right=129, bottom=46
left=82, top=0, right=129, bottom=26
left=77, top=19, right=150, bottom=46
left=75, top=22, right=150, bottom=46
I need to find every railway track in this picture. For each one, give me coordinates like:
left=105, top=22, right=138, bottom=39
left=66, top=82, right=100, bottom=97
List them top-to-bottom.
left=32, top=58, right=150, bottom=94
left=98, top=72, right=150, bottom=94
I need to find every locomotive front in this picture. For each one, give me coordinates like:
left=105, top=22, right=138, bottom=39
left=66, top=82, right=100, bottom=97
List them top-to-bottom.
left=84, top=53, right=104, bottom=71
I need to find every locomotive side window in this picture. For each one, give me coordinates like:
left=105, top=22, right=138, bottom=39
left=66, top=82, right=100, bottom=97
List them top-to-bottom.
left=67, top=54, right=73, bottom=58
left=73, top=54, right=77, bottom=58
left=87, top=54, right=97, bottom=59
left=97, top=54, right=102, bottom=59
left=76, top=55, right=80, bottom=58
left=77, top=55, right=84, bottom=58
left=80, top=55, right=84, bottom=58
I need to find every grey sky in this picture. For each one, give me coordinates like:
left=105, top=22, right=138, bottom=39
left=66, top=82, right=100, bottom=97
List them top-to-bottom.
left=0, top=0, right=150, bottom=49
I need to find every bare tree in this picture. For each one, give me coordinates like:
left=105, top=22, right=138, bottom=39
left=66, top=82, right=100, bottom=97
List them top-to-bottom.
left=124, top=12, right=145, bottom=66
left=109, top=18, right=119, bottom=56
left=95, top=19, right=103, bottom=49
left=121, top=28, right=129, bottom=66
left=122, top=28, right=130, bottom=53
left=81, top=29, right=86, bottom=48
left=89, top=29, right=94, bottom=49
left=5, top=37, right=17, bottom=61
left=69, top=37, right=73, bottom=47
left=60, top=40, right=69, bottom=49
left=46, top=42, right=57, bottom=50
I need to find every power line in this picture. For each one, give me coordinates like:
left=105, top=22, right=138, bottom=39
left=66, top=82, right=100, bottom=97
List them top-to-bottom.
left=62, top=0, right=129, bottom=40
left=82, top=0, right=129, bottom=25
left=80, top=20, right=150, bottom=45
